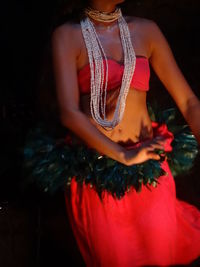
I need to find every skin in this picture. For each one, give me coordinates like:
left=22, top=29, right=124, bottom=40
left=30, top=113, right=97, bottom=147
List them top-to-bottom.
left=51, top=0, right=200, bottom=166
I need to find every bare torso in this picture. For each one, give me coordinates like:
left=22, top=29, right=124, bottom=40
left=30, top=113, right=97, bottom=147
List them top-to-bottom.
left=75, top=16, right=154, bottom=145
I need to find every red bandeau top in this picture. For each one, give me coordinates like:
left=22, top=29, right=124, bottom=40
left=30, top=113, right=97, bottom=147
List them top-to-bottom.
left=77, top=55, right=150, bottom=94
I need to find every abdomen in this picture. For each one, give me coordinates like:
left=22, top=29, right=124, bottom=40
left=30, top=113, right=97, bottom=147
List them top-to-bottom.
left=81, top=88, right=153, bottom=144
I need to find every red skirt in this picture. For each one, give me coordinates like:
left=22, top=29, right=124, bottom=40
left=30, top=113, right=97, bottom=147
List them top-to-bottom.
left=64, top=123, right=200, bottom=266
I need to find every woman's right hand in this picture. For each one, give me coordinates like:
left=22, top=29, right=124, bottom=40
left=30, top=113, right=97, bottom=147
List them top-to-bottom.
left=122, top=136, right=166, bottom=166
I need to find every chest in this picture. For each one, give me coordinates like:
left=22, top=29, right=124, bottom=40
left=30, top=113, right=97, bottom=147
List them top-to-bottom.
left=77, top=23, right=149, bottom=72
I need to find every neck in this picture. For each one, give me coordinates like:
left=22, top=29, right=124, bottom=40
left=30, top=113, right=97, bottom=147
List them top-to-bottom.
left=89, top=2, right=117, bottom=13
left=86, top=3, right=121, bottom=27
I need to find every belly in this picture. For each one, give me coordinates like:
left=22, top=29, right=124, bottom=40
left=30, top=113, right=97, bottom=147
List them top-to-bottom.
left=80, top=89, right=153, bottom=144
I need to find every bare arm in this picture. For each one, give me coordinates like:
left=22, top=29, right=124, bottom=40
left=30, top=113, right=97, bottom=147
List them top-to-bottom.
left=148, top=20, right=200, bottom=144
left=51, top=24, right=164, bottom=165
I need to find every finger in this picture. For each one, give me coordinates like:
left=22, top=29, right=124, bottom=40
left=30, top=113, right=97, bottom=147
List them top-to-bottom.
left=154, top=136, right=166, bottom=144
left=154, top=136, right=165, bottom=141
left=152, top=138, right=166, bottom=145
left=142, top=139, right=165, bottom=149
left=145, top=140, right=164, bottom=147
left=147, top=143, right=164, bottom=150
left=147, top=151, right=161, bottom=160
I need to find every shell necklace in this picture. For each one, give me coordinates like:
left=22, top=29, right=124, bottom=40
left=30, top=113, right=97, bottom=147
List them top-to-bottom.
left=81, top=7, right=136, bottom=130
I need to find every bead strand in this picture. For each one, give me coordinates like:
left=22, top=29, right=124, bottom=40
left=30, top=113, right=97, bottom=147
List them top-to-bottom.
left=80, top=8, right=136, bottom=130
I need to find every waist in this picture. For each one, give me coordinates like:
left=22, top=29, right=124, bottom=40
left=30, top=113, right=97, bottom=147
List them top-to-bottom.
left=81, top=91, right=150, bottom=143
left=88, top=113, right=152, bottom=145
left=65, top=120, right=174, bottom=154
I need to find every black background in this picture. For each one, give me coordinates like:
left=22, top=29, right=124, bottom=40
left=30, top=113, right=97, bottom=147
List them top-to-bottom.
left=1, top=0, right=200, bottom=266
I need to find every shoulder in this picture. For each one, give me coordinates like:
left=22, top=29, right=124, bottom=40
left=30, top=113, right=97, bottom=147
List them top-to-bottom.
left=126, top=15, right=160, bottom=35
left=126, top=16, right=164, bottom=56
left=52, top=21, right=82, bottom=37
left=51, top=22, right=83, bottom=54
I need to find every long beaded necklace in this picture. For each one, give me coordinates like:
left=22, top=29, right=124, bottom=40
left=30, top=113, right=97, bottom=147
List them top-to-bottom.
left=80, top=7, right=136, bottom=130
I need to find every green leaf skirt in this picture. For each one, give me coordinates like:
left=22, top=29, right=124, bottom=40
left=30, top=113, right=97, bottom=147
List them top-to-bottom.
left=21, top=105, right=199, bottom=200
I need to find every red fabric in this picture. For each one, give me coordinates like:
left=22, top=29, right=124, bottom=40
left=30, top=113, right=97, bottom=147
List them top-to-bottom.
left=77, top=56, right=150, bottom=94
left=121, top=121, right=174, bottom=153
left=64, top=122, right=200, bottom=266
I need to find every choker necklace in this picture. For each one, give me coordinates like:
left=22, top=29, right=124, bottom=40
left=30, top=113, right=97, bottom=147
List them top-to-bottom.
left=84, top=7, right=122, bottom=23
left=81, top=8, right=136, bottom=130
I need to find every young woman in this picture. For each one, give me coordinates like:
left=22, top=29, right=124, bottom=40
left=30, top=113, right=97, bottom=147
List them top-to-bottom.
left=51, top=0, right=200, bottom=265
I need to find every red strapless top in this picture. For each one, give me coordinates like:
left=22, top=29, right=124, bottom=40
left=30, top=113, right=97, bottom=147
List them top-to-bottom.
left=77, top=55, right=150, bottom=94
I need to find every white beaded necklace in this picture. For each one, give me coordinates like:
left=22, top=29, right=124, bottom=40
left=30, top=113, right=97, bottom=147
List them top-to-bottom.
left=80, top=8, right=136, bottom=130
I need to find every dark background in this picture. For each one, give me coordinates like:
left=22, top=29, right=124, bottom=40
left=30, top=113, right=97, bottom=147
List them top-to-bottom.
left=1, top=0, right=200, bottom=266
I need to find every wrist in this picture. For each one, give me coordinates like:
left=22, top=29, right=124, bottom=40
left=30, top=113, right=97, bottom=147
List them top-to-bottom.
left=115, top=146, right=127, bottom=164
left=116, top=147, right=138, bottom=166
